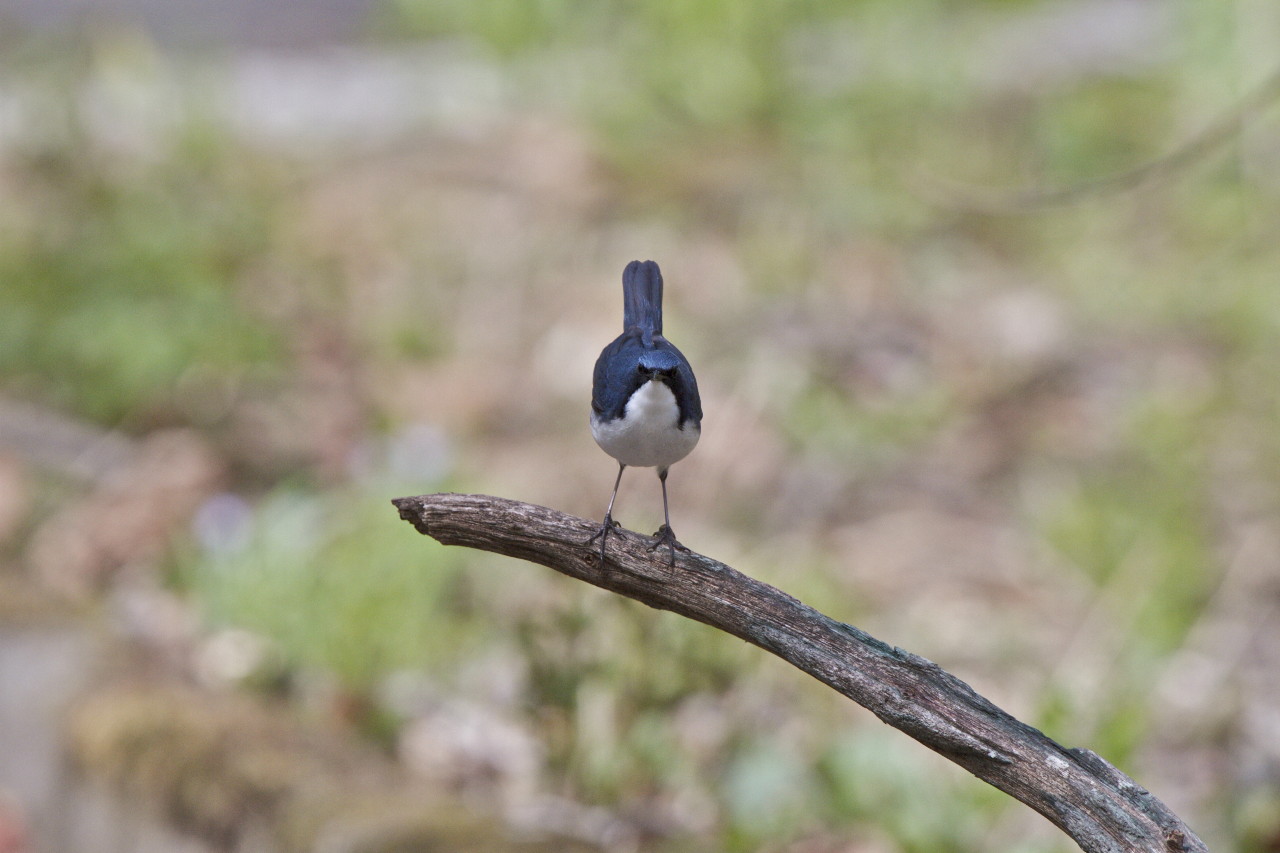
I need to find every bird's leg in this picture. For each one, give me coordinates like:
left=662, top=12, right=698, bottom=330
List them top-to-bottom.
left=585, top=462, right=626, bottom=562
left=649, top=466, right=682, bottom=568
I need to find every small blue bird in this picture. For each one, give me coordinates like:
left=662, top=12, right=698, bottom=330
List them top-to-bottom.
left=587, top=260, right=702, bottom=566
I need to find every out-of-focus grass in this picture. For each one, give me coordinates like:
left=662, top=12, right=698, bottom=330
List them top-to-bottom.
left=5, top=0, right=1280, bottom=850
left=0, top=98, right=284, bottom=424
left=175, top=488, right=474, bottom=694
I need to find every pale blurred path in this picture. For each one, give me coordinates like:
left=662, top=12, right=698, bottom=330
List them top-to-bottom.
left=2, top=0, right=380, bottom=49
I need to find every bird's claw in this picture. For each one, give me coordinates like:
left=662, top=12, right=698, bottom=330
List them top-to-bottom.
left=585, top=516, right=621, bottom=563
left=648, top=524, right=683, bottom=568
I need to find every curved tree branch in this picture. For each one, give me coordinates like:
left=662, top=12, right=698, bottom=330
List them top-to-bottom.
left=392, top=492, right=1207, bottom=853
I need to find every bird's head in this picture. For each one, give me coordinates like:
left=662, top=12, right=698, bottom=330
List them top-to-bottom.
left=637, top=355, right=679, bottom=385
left=639, top=364, right=676, bottom=381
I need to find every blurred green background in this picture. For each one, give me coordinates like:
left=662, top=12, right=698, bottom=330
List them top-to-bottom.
left=2, top=0, right=1279, bottom=850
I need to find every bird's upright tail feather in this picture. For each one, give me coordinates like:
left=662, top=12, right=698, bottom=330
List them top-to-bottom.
left=622, top=260, right=663, bottom=339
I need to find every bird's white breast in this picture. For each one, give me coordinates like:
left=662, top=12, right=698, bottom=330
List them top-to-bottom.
left=591, top=380, right=700, bottom=469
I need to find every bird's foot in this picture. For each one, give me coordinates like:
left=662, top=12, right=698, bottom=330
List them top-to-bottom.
left=585, top=515, right=621, bottom=563
left=648, top=524, right=684, bottom=568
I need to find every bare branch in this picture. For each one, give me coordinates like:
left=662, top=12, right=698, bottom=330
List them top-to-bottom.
left=392, top=492, right=1207, bottom=853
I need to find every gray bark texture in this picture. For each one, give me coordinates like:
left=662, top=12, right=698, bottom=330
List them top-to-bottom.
left=392, top=492, right=1208, bottom=853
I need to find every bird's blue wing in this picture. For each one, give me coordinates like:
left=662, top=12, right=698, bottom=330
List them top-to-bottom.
left=591, top=331, right=643, bottom=421
left=667, top=343, right=702, bottom=426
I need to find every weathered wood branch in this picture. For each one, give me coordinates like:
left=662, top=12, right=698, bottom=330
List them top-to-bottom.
left=392, top=493, right=1207, bottom=853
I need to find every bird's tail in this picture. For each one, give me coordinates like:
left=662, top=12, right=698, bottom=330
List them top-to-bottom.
left=622, top=259, right=663, bottom=339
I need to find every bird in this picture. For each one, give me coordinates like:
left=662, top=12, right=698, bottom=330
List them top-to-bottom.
left=586, top=260, right=702, bottom=566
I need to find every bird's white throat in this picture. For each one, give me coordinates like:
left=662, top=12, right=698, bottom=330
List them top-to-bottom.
left=591, top=379, right=700, bottom=469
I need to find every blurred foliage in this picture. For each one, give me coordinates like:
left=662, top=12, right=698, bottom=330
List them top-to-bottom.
left=0, top=89, right=284, bottom=424
left=176, top=488, right=474, bottom=693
